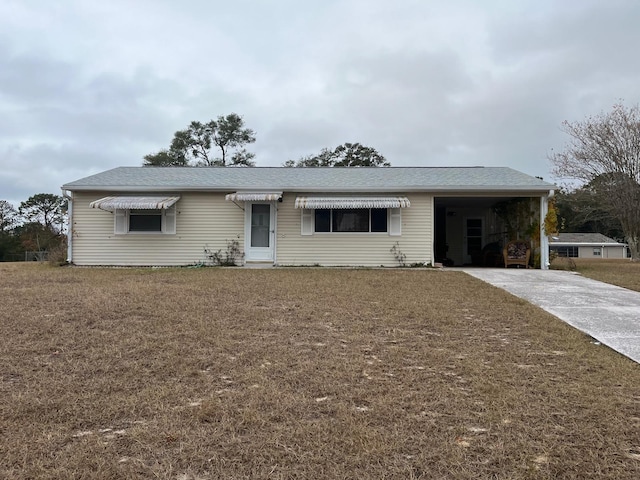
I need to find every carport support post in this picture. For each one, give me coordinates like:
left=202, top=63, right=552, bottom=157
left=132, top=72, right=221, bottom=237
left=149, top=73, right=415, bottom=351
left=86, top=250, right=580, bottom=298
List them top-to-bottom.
left=540, top=193, right=551, bottom=270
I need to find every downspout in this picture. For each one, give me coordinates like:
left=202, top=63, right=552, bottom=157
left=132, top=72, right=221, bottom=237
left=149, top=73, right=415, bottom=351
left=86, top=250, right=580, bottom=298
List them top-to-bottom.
left=62, top=190, right=73, bottom=264
left=540, top=190, right=554, bottom=270
left=430, top=196, right=435, bottom=266
left=273, top=200, right=278, bottom=266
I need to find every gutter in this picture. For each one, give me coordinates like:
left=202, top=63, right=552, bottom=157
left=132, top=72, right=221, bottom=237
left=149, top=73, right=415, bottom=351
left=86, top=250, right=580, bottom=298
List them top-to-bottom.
left=60, top=186, right=555, bottom=194
left=62, top=190, right=73, bottom=264
left=550, top=243, right=627, bottom=247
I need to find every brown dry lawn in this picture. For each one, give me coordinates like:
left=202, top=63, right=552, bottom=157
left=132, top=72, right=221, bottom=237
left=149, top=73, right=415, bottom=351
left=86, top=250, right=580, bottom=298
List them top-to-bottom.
left=552, top=258, right=640, bottom=293
left=1, top=263, right=639, bottom=479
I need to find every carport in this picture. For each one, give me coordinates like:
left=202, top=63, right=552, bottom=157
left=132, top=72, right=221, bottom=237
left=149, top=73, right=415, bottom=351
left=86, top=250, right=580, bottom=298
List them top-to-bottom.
left=434, top=194, right=552, bottom=268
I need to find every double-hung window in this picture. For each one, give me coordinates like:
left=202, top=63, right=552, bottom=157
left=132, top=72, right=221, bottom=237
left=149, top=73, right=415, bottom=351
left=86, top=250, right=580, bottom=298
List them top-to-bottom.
left=114, top=205, right=177, bottom=235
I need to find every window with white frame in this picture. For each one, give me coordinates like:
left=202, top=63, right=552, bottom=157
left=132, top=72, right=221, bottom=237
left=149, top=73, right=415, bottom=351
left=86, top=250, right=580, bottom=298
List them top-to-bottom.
left=114, top=206, right=176, bottom=234
left=301, top=208, right=401, bottom=235
left=314, top=208, right=387, bottom=233
left=129, top=210, right=162, bottom=232
left=550, top=246, right=578, bottom=257
left=593, top=247, right=602, bottom=256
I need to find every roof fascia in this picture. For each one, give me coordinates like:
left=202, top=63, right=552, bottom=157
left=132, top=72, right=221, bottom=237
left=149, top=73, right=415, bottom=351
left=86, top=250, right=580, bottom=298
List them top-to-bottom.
left=62, top=185, right=553, bottom=195
left=550, top=242, right=626, bottom=246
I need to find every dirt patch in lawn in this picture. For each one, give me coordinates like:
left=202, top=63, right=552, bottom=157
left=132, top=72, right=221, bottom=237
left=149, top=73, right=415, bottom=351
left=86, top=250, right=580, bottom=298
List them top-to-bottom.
left=1, top=263, right=639, bottom=479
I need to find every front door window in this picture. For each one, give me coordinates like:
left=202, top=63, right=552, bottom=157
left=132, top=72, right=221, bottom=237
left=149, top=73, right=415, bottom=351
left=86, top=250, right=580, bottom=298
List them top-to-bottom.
left=251, top=204, right=271, bottom=248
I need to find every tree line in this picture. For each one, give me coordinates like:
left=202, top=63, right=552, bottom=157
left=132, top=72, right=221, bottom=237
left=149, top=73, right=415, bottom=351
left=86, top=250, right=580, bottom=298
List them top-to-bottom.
left=4, top=103, right=639, bottom=262
left=145, top=105, right=640, bottom=259
left=143, top=113, right=390, bottom=168
left=0, top=194, right=67, bottom=262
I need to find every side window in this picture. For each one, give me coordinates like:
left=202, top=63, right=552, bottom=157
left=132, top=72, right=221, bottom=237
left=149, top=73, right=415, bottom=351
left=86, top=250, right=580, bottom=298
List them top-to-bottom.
left=114, top=205, right=176, bottom=234
left=371, top=208, right=387, bottom=232
left=314, top=209, right=331, bottom=232
left=129, top=210, right=162, bottom=232
left=551, top=246, right=578, bottom=257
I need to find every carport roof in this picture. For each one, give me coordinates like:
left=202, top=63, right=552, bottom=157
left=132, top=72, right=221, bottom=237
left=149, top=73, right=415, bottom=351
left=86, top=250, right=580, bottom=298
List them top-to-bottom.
left=62, top=166, right=555, bottom=194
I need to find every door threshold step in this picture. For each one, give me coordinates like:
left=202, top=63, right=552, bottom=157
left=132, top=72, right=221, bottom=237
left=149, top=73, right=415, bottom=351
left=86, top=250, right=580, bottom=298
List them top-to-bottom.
left=244, top=262, right=275, bottom=268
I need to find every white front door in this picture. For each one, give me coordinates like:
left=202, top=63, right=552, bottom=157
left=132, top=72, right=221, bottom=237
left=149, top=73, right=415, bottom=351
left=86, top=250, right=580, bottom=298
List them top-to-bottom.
left=245, top=202, right=275, bottom=262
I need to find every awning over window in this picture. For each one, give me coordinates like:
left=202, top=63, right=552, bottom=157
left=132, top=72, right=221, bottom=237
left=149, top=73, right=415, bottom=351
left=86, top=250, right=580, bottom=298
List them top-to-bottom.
left=225, top=192, right=283, bottom=202
left=90, top=196, right=180, bottom=211
left=294, top=196, right=411, bottom=209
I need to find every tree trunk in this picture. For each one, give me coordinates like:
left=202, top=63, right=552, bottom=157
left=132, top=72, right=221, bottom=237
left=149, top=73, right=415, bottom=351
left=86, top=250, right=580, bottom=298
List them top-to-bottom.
left=626, top=233, right=640, bottom=261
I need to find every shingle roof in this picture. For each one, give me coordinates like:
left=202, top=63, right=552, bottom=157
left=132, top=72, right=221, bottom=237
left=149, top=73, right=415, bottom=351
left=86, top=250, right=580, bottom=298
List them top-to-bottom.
left=62, top=166, right=555, bottom=193
left=550, top=233, right=625, bottom=245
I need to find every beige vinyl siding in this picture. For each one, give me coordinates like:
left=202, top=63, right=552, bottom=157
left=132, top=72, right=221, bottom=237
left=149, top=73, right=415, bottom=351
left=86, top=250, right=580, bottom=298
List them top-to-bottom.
left=71, top=192, right=244, bottom=266
left=275, top=193, right=432, bottom=266
left=577, top=245, right=626, bottom=259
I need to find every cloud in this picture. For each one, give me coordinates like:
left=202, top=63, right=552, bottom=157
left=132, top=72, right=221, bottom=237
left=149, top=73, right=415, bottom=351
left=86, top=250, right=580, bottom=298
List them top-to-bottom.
left=1, top=0, right=640, bottom=203
left=0, top=43, right=196, bottom=203
left=0, top=143, right=107, bottom=206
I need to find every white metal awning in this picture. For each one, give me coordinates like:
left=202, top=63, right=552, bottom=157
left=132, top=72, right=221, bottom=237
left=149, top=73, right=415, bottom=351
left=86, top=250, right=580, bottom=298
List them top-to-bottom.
left=225, top=191, right=283, bottom=202
left=90, top=196, right=180, bottom=211
left=294, top=196, right=411, bottom=209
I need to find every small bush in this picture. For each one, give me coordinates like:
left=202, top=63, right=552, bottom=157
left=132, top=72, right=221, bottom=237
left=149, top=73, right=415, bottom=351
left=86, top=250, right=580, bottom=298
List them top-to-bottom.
left=205, top=238, right=244, bottom=266
left=390, top=242, right=406, bottom=267
left=47, top=243, right=68, bottom=266
left=550, top=256, right=577, bottom=271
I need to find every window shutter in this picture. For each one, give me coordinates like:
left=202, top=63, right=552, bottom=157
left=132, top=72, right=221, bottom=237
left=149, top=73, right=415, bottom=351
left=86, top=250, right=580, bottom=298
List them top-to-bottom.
left=163, top=205, right=176, bottom=234
left=389, top=208, right=401, bottom=236
left=114, top=209, right=127, bottom=234
left=301, top=209, right=313, bottom=235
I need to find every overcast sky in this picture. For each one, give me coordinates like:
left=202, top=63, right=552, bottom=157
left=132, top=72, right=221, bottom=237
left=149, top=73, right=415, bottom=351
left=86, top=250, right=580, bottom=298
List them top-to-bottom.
left=1, top=0, right=639, bottom=205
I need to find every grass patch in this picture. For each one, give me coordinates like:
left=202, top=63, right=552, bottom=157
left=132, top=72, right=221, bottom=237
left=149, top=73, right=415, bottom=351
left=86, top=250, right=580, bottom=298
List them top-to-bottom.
left=552, top=258, right=640, bottom=292
left=1, top=263, right=639, bottom=479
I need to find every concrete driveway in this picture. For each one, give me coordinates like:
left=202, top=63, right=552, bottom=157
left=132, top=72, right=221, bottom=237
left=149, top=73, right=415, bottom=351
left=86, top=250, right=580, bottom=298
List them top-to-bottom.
left=463, top=269, right=640, bottom=364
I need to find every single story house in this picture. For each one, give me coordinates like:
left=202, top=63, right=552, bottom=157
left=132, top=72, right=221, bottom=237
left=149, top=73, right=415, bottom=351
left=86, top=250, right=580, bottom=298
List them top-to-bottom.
left=61, top=166, right=556, bottom=268
left=549, top=233, right=628, bottom=259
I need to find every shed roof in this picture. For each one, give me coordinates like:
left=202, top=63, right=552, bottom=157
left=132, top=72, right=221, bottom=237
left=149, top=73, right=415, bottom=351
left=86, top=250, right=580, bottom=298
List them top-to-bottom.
left=62, top=166, right=555, bottom=194
left=550, top=233, right=625, bottom=245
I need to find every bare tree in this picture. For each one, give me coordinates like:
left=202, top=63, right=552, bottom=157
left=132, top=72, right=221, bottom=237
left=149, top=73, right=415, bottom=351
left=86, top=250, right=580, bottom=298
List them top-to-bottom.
left=550, top=103, right=640, bottom=259
left=554, top=185, right=624, bottom=240
left=0, top=200, right=18, bottom=232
